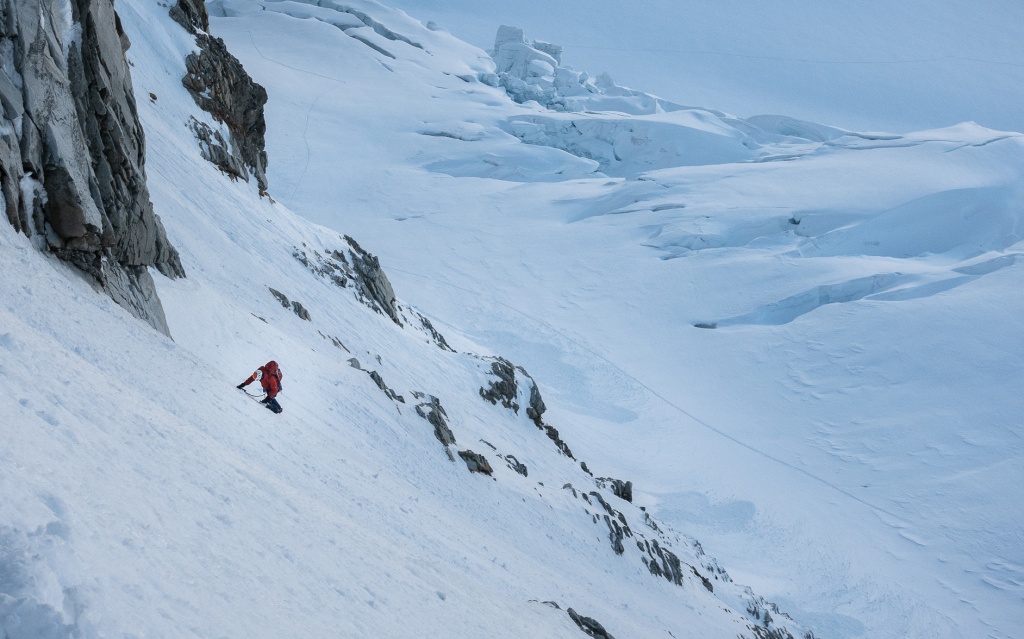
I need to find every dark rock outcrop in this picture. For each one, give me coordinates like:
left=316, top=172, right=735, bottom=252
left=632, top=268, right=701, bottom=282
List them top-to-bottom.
left=0, top=0, right=184, bottom=334
left=168, top=0, right=208, bottom=34
left=173, top=1, right=269, bottom=192
left=187, top=116, right=254, bottom=184
left=344, top=235, right=400, bottom=324
left=293, top=243, right=454, bottom=351
left=294, top=247, right=349, bottom=289
left=267, top=287, right=310, bottom=320
left=269, top=287, right=290, bottom=307
left=290, top=300, right=311, bottom=321
left=413, top=311, right=454, bottom=352
left=318, top=330, right=349, bottom=351
left=478, top=357, right=574, bottom=458
left=479, top=357, right=520, bottom=411
left=368, top=370, right=404, bottom=403
left=526, top=377, right=547, bottom=426
left=414, top=395, right=456, bottom=447
left=541, top=423, right=574, bottom=459
left=457, top=450, right=493, bottom=475
left=501, top=454, right=528, bottom=477
left=566, top=474, right=730, bottom=598
left=596, top=477, right=633, bottom=503
left=588, top=491, right=632, bottom=555
left=643, top=512, right=663, bottom=534
left=605, top=517, right=626, bottom=555
left=640, top=539, right=685, bottom=587
left=692, top=566, right=714, bottom=592
left=741, top=598, right=806, bottom=639
left=528, top=599, right=561, bottom=610
left=567, top=608, right=616, bottom=639
left=745, top=624, right=799, bottom=639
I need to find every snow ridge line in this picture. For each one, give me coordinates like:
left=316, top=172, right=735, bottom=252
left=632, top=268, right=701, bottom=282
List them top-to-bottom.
left=388, top=265, right=910, bottom=525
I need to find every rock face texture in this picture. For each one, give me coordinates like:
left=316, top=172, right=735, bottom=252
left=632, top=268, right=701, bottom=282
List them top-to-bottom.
left=0, top=0, right=184, bottom=334
left=168, top=0, right=208, bottom=34
left=172, top=0, right=269, bottom=192
left=344, top=235, right=400, bottom=324
left=293, top=241, right=454, bottom=351
left=268, top=287, right=312, bottom=320
left=478, top=356, right=574, bottom=459
left=479, top=357, right=520, bottom=412
left=414, top=395, right=456, bottom=448
left=457, top=450, right=493, bottom=475
left=501, top=453, right=528, bottom=477
left=596, top=477, right=633, bottom=503
left=567, top=608, right=616, bottom=639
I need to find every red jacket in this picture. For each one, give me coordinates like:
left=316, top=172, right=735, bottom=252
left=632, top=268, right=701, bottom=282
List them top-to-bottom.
left=242, top=361, right=283, bottom=399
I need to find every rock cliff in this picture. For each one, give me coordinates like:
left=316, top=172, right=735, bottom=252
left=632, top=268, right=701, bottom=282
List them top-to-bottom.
left=0, top=0, right=183, bottom=335
left=172, top=0, right=269, bottom=193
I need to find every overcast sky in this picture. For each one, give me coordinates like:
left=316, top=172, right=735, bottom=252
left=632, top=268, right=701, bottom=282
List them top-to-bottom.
left=386, top=0, right=1024, bottom=133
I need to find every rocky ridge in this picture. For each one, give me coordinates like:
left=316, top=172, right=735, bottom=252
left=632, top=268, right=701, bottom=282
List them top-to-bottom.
left=0, top=0, right=183, bottom=334
left=172, top=0, right=269, bottom=193
left=292, top=238, right=454, bottom=352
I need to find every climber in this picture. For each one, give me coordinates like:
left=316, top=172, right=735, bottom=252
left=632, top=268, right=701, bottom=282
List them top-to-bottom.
left=237, top=360, right=284, bottom=413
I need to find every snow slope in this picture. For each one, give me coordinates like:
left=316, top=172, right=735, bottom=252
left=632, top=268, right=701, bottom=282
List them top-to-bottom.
left=2, top=0, right=1022, bottom=638
left=0, top=2, right=821, bottom=638
left=199, top=2, right=1024, bottom=638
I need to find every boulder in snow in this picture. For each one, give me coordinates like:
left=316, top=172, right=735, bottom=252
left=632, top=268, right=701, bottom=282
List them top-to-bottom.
left=457, top=450, right=493, bottom=475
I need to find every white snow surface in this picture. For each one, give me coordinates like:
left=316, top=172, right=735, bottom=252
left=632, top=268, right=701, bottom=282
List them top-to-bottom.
left=2, top=1, right=1023, bottom=638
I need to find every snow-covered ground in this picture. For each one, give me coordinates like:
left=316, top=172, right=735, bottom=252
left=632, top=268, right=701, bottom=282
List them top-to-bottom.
left=2, top=0, right=1022, bottom=638
left=206, top=1, right=1023, bottom=637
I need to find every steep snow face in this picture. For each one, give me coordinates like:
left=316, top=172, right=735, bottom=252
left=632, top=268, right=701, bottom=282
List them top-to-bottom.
left=2, top=0, right=1021, bottom=636
left=202, top=3, right=1024, bottom=639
